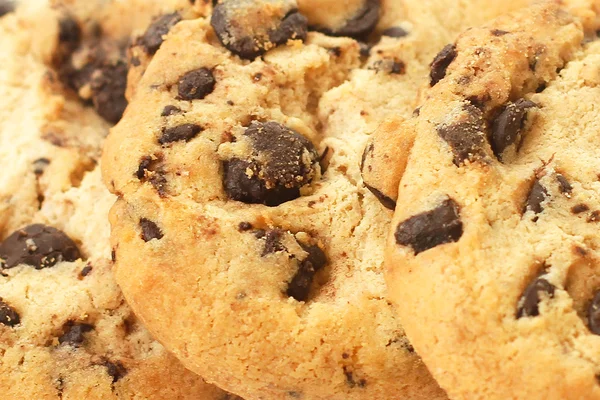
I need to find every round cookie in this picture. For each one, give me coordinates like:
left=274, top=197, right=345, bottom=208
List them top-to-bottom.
left=0, top=2, right=239, bottom=399
left=103, top=2, right=448, bottom=399
left=381, top=2, right=600, bottom=399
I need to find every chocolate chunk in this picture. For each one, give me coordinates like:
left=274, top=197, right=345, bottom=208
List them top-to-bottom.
left=211, top=0, right=307, bottom=59
left=317, top=0, right=380, bottom=39
left=0, top=1, right=15, bottom=17
left=140, top=13, right=182, bottom=54
left=57, top=17, right=81, bottom=56
left=382, top=26, right=408, bottom=38
left=430, top=44, right=456, bottom=86
left=89, top=61, right=128, bottom=124
left=178, top=68, right=216, bottom=100
left=491, top=99, right=537, bottom=160
left=436, top=104, right=487, bottom=165
left=161, top=105, right=182, bottom=116
left=223, top=121, right=319, bottom=206
left=159, top=124, right=202, bottom=144
left=136, top=155, right=167, bottom=195
left=556, top=174, right=572, bottom=196
left=525, top=179, right=547, bottom=214
left=364, top=184, right=396, bottom=210
left=395, top=198, right=463, bottom=254
left=572, top=204, right=590, bottom=214
left=588, top=211, right=600, bottom=223
left=139, top=219, right=163, bottom=242
left=238, top=222, right=253, bottom=231
left=0, top=224, right=80, bottom=269
left=261, top=229, right=285, bottom=256
left=287, top=243, right=327, bottom=301
left=79, top=264, right=93, bottom=278
left=516, top=277, right=555, bottom=318
left=588, top=291, right=600, bottom=335
left=0, top=299, right=20, bottom=326
left=59, top=322, right=94, bottom=347
left=103, top=360, right=127, bottom=383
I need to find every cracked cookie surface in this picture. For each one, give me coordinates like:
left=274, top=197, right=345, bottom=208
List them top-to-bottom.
left=380, top=2, right=600, bottom=399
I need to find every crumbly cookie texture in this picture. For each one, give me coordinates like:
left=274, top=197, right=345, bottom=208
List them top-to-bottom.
left=0, top=3, right=237, bottom=399
left=102, top=3, right=448, bottom=399
left=382, top=3, right=600, bottom=399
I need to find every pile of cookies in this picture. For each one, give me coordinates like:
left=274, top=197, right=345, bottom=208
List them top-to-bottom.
left=1, top=0, right=600, bottom=399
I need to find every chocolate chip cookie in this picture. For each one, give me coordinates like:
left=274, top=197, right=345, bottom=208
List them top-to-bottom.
left=103, top=1, right=450, bottom=399
left=0, top=2, right=237, bottom=398
left=380, top=2, right=600, bottom=399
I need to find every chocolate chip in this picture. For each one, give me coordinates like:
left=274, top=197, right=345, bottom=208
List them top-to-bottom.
left=211, top=0, right=307, bottom=59
left=317, top=0, right=380, bottom=39
left=0, top=1, right=15, bottom=17
left=140, top=13, right=182, bottom=54
left=57, top=17, right=81, bottom=56
left=382, top=26, right=408, bottom=38
left=491, top=29, right=509, bottom=36
left=359, top=42, right=371, bottom=58
left=430, top=44, right=456, bottom=86
left=328, top=47, right=342, bottom=57
left=130, top=56, right=141, bottom=67
left=369, top=59, right=405, bottom=74
left=89, top=61, right=129, bottom=124
left=178, top=68, right=216, bottom=100
left=491, top=99, right=537, bottom=160
left=436, top=104, right=487, bottom=165
left=161, top=105, right=182, bottom=116
left=223, top=121, right=319, bottom=206
left=159, top=124, right=202, bottom=144
left=136, top=155, right=167, bottom=196
left=33, top=158, right=50, bottom=176
left=557, top=174, right=572, bottom=196
left=525, top=179, right=547, bottom=214
left=364, top=184, right=396, bottom=210
left=395, top=198, right=463, bottom=254
left=572, top=204, right=590, bottom=214
left=588, top=211, right=600, bottom=223
left=139, top=219, right=163, bottom=242
left=238, top=222, right=253, bottom=231
left=0, top=224, right=81, bottom=269
left=254, top=229, right=266, bottom=239
left=261, top=229, right=285, bottom=256
left=287, top=243, right=327, bottom=301
left=111, top=249, right=117, bottom=262
left=79, top=264, right=93, bottom=278
left=516, top=277, right=555, bottom=318
left=588, top=291, right=600, bottom=335
left=0, top=299, right=20, bottom=326
left=58, top=322, right=93, bottom=347
left=103, top=360, right=127, bottom=383
left=343, top=366, right=367, bottom=388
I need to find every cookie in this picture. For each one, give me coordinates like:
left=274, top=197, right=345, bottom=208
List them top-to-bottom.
left=102, top=2, right=449, bottom=399
left=380, top=2, right=600, bottom=399
left=0, top=3, right=238, bottom=399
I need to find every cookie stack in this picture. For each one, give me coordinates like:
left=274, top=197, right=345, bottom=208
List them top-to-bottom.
left=1, top=0, right=600, bottom=399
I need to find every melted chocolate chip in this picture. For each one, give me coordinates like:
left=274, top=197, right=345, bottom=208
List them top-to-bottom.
left=211, top=0, right=307, bottom=59
left=318, top=0, right=380, bottom=39
left=0, top=1, right=15, bottom=17
left=140, top=13, right=182, bottom=54
left=382, top=26, right=408, bottom=38
left=430, top=44, right=456, bottom=86
left=89, top=61, right=128, bottom=124
left=178, top=68, right=216, bottom=100
left=491, top=99, right=537, bottom=160
left=436, top=104, right=487, bottom=165
left=161, top=105, right=182, bottom=116
left=223, top=121, right=319, bottom=206
left=159, top=124, right=202, bottom=144
left=556, top=174, right=572, bottom=196
left=525, top=179, right=547, bottom=214
left=364, top=184, right=396, bottom=210
left=395, top=198, right=463, bottom=254
left=139, top=219, right=163, bottom=242
left=0, top=224, right=80, bottom=269
left=287, top=243, right=327, bottom=301
left=516, top=277, right=555, bottom=318
left=588, top=291, right=600, bottom=335
left=0, top=299, right=20, bottom=326
left=59, top=322, right=94, bottom=347
left=103, top=360, right=127, bottom=383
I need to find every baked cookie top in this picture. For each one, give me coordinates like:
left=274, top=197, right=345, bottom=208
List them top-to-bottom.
left=102, top=1, right=452, bottom=399
left=0, top=2, right=238, bottom=399
left=380, top=2, right=600, bottom=399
